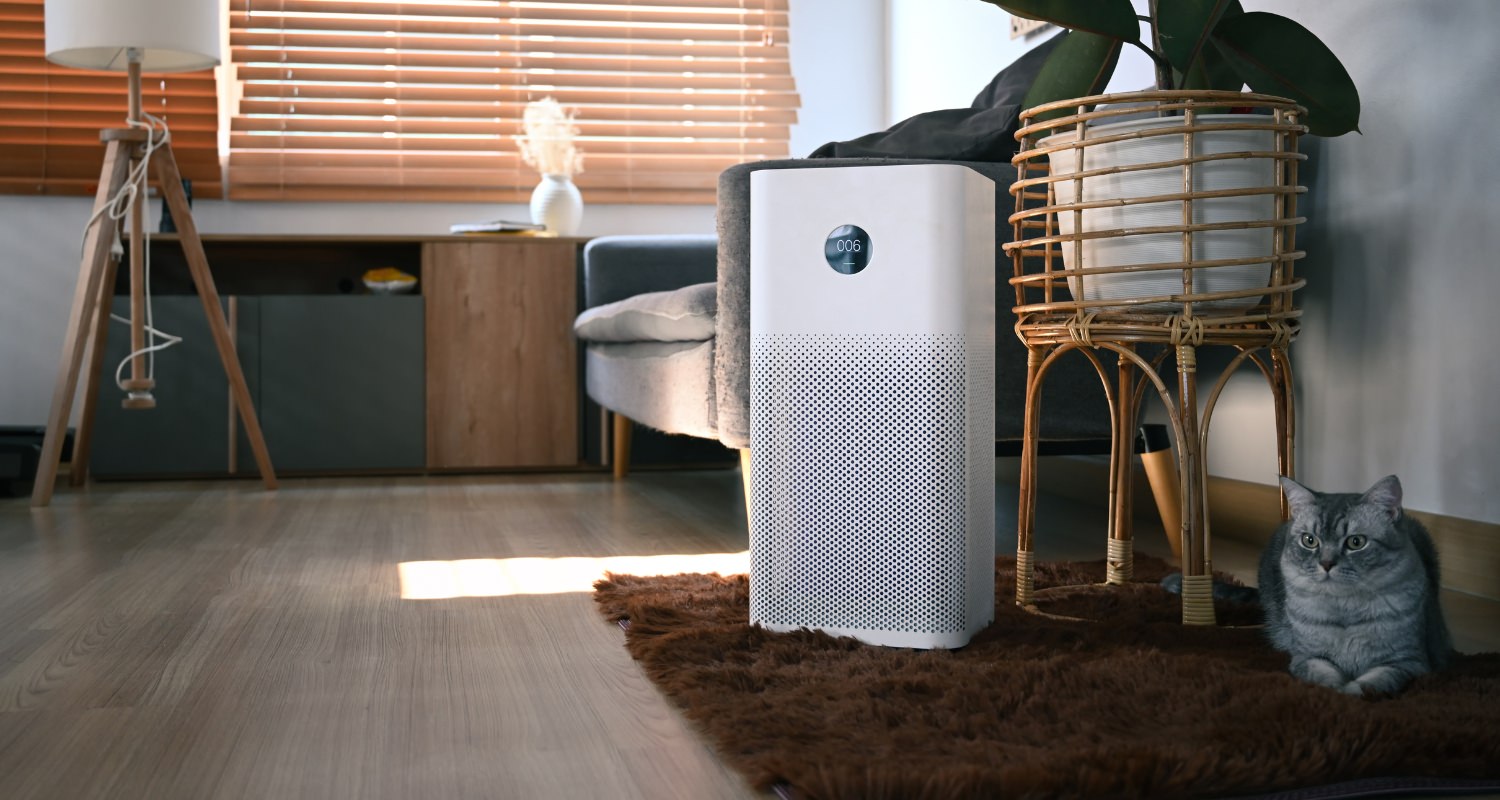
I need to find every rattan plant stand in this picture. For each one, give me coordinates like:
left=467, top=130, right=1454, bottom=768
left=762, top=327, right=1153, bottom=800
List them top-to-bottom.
left=1005, top=91, right=1307, bottom=625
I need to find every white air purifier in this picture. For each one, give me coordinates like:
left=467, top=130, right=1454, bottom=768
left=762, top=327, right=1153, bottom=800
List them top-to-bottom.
left=748, top=164, right=996, bottom=649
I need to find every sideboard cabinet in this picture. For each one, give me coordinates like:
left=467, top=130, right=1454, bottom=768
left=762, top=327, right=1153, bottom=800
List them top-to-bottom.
left=90, top=235, right=584, bottom=477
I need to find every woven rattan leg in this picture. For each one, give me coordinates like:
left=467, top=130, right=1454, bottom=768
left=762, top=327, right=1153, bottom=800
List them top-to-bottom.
left=1175, top=344, right=1216, bottom=625
left=1272, top=346, right=1296, bottom=520
left=1015, top=347, right=1044, bottom=608
left=1106, top=350, right=1136, bottom=584
left=1181, top=573, right=1215, bottom=625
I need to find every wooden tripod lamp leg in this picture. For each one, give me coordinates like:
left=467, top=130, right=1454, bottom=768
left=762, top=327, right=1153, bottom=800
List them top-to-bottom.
left=31, top=140, right=133, bottom=507
left=152, top=146, right=277, bottom=490
left=69, top=249, right=123, bottom=487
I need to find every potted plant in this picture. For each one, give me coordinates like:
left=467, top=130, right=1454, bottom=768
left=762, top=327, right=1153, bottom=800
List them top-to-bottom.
left=983, top=0, right=1360, bottom=312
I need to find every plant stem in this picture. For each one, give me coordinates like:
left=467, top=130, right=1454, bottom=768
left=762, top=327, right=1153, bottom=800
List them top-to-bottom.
left=1148, top=0, right=1174, bottom=90
left=1129, top=40, right=1176, bottom=92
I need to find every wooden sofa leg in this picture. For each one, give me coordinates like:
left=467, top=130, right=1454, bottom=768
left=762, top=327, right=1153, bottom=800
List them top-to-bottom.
left=612, top=413, right=633, bottom=480
left=1140, top=446, right=1183, bottom=562
left=739, top=449, right=752, bottom=526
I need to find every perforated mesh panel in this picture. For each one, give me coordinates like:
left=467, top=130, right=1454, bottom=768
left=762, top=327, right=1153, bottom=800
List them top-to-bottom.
left=749, top=333, right=989, bottom=635
left=964, top=339, right=997, bottom=626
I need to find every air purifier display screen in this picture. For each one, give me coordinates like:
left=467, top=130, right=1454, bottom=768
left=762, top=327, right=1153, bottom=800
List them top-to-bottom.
left=824, top=225, right=872, bottom=275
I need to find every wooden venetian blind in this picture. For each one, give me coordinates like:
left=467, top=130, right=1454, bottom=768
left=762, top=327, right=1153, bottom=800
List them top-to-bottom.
left=227, top=0, right=798, bottom=203
left=0, top=1, right=222, bottom=197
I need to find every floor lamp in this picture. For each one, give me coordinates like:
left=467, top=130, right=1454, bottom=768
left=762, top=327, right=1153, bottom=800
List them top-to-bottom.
left=32, top=0, right=276, bottom=506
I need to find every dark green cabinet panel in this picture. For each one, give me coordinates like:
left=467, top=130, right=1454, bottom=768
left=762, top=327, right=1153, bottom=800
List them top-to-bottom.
left=92, top=295, right=423, bottom=476
left=250, top=296, right=424, bottom=472
left=89, top=297, right=249, bottom=476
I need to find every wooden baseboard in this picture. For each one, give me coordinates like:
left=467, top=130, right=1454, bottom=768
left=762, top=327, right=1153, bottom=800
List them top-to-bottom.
left=1028, top=457, right=1500, bottom=601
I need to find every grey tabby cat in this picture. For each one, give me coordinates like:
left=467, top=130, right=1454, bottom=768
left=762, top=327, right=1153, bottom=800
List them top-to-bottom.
left=1258, top=474, right=1452, bottom=696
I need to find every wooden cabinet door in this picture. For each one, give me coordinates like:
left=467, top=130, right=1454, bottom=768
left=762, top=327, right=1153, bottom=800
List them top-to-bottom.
left=424, top=240, right=579, bottom=469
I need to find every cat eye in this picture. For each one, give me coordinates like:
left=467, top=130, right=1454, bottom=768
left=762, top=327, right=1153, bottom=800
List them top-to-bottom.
left=1298, top=533, right=1319, bottom=549
left=1345, top=534, right=1368, bottom=551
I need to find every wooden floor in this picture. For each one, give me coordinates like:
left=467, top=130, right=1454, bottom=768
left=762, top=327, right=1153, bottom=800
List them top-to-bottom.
left=2, top=467, right=1496, bottom=799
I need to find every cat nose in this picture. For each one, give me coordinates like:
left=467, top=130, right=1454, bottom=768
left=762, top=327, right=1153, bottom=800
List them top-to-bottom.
left=1319, top=560, right=1335, bottom=572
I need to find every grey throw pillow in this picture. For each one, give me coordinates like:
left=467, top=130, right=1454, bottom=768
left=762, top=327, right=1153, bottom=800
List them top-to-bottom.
left=573, top=281, right=716, bottom=343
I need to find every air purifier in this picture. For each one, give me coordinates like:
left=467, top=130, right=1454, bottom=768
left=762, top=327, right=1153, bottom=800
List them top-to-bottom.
left=748, top=164, right=996, bottom=649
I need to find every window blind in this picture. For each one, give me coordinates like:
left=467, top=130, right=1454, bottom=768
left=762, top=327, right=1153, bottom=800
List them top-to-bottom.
left=227, top=0, right=799, bottom=204
left=0, top=1, right=222, bottom=197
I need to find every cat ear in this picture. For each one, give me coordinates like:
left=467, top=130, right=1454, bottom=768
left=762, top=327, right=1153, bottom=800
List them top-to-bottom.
left=1362, top=474, right=1403, bottom=519
left=1279, top=476, right=1316, bottom=517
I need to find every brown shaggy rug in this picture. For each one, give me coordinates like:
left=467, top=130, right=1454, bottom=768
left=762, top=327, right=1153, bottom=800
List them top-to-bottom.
left=593, top=556, right=1500, bottom=800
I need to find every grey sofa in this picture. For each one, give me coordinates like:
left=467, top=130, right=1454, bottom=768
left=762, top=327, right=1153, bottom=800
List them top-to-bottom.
left=575, top=157, right=1171, bottom=476
left=575, top=160, right=1183, bottom=560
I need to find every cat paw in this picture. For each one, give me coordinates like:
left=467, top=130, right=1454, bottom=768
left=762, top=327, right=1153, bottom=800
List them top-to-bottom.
left=1294, top=658, right=1349, bottom=690
left=1348, top=666, right=1413, bottom=697
left=1340, top=681, right=1365, bottom=696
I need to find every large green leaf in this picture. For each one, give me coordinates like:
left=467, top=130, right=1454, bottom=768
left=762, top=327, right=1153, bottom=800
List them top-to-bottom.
left=981, top=0, right=1139, bottom=42
left=1157, top=0, right=1241, bottom=76
left=1212, top=11, right=1361, bottom=136
left=1022, top=31, right=1124, bottom=122
left=1180, top=39, right=1243, bottom=92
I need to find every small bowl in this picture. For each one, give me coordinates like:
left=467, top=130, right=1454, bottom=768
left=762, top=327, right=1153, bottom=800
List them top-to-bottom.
left=364, top=278, right=417, bottom=294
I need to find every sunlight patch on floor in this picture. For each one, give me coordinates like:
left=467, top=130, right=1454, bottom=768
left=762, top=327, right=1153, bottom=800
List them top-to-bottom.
left=397, top=551, right=750, bottom=599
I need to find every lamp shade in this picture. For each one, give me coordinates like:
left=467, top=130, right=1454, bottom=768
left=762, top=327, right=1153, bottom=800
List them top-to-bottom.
left=45, top=0, right=220, bottom=72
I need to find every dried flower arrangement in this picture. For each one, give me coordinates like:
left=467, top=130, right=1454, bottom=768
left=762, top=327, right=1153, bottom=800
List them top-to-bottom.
left=516, top=97, right=584, bottom=178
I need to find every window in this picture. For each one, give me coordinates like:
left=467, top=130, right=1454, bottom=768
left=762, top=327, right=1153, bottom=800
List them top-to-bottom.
left=0, top=0, right=222, bottom=197
left=226, top=0, right=799, bottom=203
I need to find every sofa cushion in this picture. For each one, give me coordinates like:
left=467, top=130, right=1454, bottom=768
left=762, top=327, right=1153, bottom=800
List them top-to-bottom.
left=573, top=281, right=716, bottom=343
left=584, top=341, right=717, bottom=439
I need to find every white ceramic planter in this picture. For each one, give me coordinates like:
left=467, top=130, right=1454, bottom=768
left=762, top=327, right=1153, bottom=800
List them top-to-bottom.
left=1041, top=114, right=1277, bottom=312
left=530, top=174, right=583, bottom=236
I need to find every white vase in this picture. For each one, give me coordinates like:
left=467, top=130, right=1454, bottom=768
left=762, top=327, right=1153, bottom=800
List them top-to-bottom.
left=1041, top=114, right=1278, bottom=313
left=530, top=174, right=583, bottom=236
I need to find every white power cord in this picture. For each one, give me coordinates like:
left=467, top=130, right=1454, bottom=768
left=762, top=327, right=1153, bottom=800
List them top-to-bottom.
left=77, top=111, right=184, bottom=393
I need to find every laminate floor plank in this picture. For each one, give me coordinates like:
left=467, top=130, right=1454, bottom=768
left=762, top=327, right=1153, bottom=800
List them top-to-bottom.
left=1, top=473, right=763, bottom=800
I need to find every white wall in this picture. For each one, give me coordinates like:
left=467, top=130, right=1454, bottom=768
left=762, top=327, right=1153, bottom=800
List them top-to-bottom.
left=0, top=0, right=883, bottom=429
left=788, top=0, right=886, bottom=157
left=886, top=0, right=1156, bottom=126
left=886, top=0, right=1030, bottom=124
left=1209, top=0, right=1500, bottom=523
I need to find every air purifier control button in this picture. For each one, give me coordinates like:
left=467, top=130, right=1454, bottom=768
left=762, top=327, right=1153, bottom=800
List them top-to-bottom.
left=824, top=225, right=872, bottom=275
